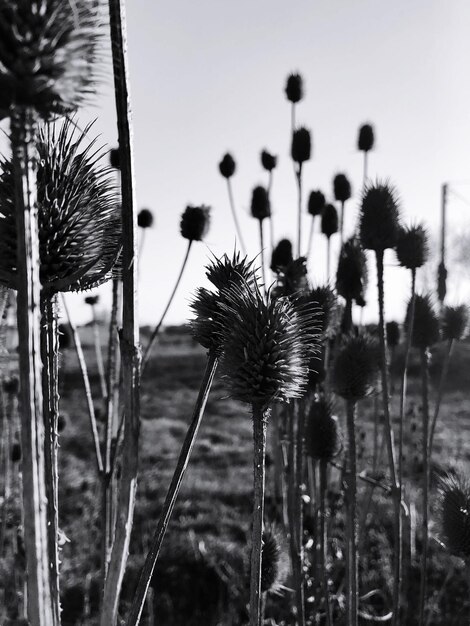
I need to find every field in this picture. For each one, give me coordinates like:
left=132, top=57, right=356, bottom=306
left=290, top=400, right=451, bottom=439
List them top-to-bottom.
left=2, top=328, right=468, bottom=625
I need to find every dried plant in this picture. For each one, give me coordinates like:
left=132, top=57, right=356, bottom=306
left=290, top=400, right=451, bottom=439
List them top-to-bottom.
left=219, top=152, right=246, bottom=253
left=333, top=173, right=352, bottom=243
left=306, top=190, right=326, bottom=260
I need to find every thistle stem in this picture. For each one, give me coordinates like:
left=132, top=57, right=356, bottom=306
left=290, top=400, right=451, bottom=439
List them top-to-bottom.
left=363, top=151, right=368, bottom=189
left=296, top=165, right=303, bottom=258
left=267, top=171, right=274, bottom=254
left=226, top=178, right=246, bottom=254
left=340, top=200, right=345, bottom=245
left=307, top=216, right=315, bottom=261
left=259, top=220, right=267, bottom=296
left=326, top=237, right=331, bottom=283
left=142, top=240, right=192, bottom=371
left=91, top=302, right=107, bottom=401
left=428, top=338, right=453, bottom=454
left=419, top=348, right=430, bottom=626
left=125, top=354, right=218, bottom=626
left=0, top=384, right=11, bottom=557
left=294, top=400, right=306, bottom=626
left=345, top=400, right=358, bottom=626
left=250, top=404, right=268, bottom=626
left=319, top=459, right=332, bottom=626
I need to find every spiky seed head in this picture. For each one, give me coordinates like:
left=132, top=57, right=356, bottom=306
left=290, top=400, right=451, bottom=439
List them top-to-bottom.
left=0, top=0, right=103, bottom=118
left=285, top=73, right=304, bottom=103
left=0, top=120, right=121, bottom=293
left=358, top=124, right=375, bottom=152
left=291, top=127, right=311, bottom=164
left=109, top=148, right=120, bottom=170
left=261, top=150, right=277, bottom=172
left=219, top=153, right=236, bottom=179
left=333, top=174, right=352, bottom=203
left=359, top=181, right=401, bottom=252
left=250, top=186, right=271, bottom=221
left=307, top=190, right=326, bottom=217
left=321, top=204, right=339, bottom=239
left=180, top=205, right=211, bottom=241
left=138, top=208, right=154, bottom=229
left=395, top=224, right=428, bottom=270
left=336, top=237, right=368, bottom=304
left=271, top=239, right=293, bottom=273
left=206, top=251, right=257, bottom=291
left=272, top=257, right=309, bottom=299
left=437, top=261, right=448, bottom=303
left=217, top=285, right=319, bottom=407
left=302, top=285, right=337, bottom=337
left=405, top=294, right=440, bottom=349
left=84, top=296, right=99, bottom=306
left=442, top=305, right=469, bottom=341
left=386, top=321, right=400, bottom=348
left=58, top=323, right=72, bottom=351
left=333, top=334, right=380, bottom=400
left=2, top=376, right=19, bottom=395
left=306, top=399, right=339, bottom=461
left=11, top=442, right=21, bottom=463
left=440, top=473, right=470, bottom=558
left=260, top=525, right=289, bottom=593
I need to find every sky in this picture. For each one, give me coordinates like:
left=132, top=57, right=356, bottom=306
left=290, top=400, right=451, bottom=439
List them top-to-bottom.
left=5, top=0, right=470, bottom=327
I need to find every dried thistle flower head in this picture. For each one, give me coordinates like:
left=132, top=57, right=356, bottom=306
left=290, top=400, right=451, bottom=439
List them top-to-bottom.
left=0, top=0, right=103, bottom=118
left=285, top=73, right=304, bottom=103
left=0, top=120, right=121, bottom=293
left=358, top=124, right=375, bottom=152
left=291, top=127, right=311, bottom=164
left=109, top=148, right=120, bottom=170
left=261, top=150, right=277, bottom=172
left=219, top=153, right=236, bottom=179
left=333, top=173, right=352, bottom=203
left=359, top=180, right=401, bottom=252
left=250, top=186, right=271, bottom=221
left=307, top=190, right=326, bottom=217
left=321, top=204, right=338, bottom=239
left=180, top=205, right=211, bottom=241
left=138, top=208, right=154, bottom=229
left=395, top=224, right=428, bottom=270
left=336, top=237, right=368, bottom=305
left=271, top=239, right=293, bottom=273
left=206, top=251, right=257, bottom=291
left=272, top=257, right=309, bottom=298
left=217, top=285, right=318, bottom=407
left=302, top=285, right=336, bottom=337
left=405, top=293, right=440, bottom=349
left=84, top=296, right=99, bottom=306
left=442, top=305, right=469, bottom=342
left=386, top=321, right=400, bottom=348
left=333, top=334, right=379, bottom=400
left=306, top=398, right=339, bottom=462
left=440, top=472, right=470, bottom=558
left=260, top=524, right=289, bottom=593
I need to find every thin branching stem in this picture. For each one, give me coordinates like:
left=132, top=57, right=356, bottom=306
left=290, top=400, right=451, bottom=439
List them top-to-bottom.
left=296, top=165, right=303, bottom=258
left=267, top=170, right=274, bottom=254
left=226, top=178, right=246, bottom=254
left=340, top=201, right=345, bottom=245
left=307, top=216, right=315, bottom=261
left=258, top=220, right=267, bottom=296
left=91, top=302, right=107, bottom=401
left=428, top=338, right=453, bottom=454
left=419, top=348, right=430, bottom=626
left=125, top=354, right=218, bottom=626
left=294, top=400, right=306, bottom=626
left=346, top=400, right=358, bottom=626
left=319, top=459, right=332, bottom=626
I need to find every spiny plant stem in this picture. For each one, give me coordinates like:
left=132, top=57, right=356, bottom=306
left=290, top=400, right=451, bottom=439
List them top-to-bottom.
left=102, top=0, right=141, bottom=623
left=291, top=102, right=296, bottom=138
left=11, top=105, right=54, bottom=626
left=363, top=151, right=368, bottom=189
left=296, top=165, right=303, bottom=258
left=267, top=171, right=274, bottom=253
left=226, top=178, right=246, bottom=254
left=340, top=200, right=345, bottom=245
left=307, top=216, right=315, bottom=261
left=258, top=220, right=267, bottom=295
left=142, top=240, right=192, bottom=372
left=375, top=250, right=401, bottom=626
left=40, top=293, right=60, bottom=625
left=91, top=302, right=107, bottom=401
left=428, top=338, right=453, bottom=454
left=419, top=348, right=430, bottom=626
left=125, top=354, right=218, bottom=626
left=0, top=384, right=10, bottom=556
left=294, top=400, right=306, bottom=626
left=345, top=400, right=358, bottom=626
left=250, top=404, right=268, bottom=626
left=319, top=459, right=332, bottom=626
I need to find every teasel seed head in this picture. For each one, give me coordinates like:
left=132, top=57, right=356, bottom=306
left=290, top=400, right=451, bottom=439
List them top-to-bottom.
left=0, top=0, right=103, bottom=118
left=285, top=73, right=304, bottom=104
left=0, top=119, right=121, bottom=293
left=358, top=123, right=375, bottom=152
left=291, top=127, right=311, bottom=164
left=109, top=148, right=120, bottom=170
left=261, top=150, right=277, bottom=172
left=219, top=153, right=236, bottom=179
left=333, top=173, right=352, bottom=203
left=359, top=180, right=401, bottom=252
left=250, top=185, right=271, bottom=221
left=307, top=190, right=326, bottom=217
left=321, top=204, right=339, bottom=239
left=180, top=205, right=211, bottom=242
left=138, top=208, right=154, bottom=229
left=395, top=224, right=428, bottom=270
left=336, top=237, right=368, bottom=305
left=271, top=239, right=293, bottom=273
left=272, top=257, right=309, bottom=298
left=217, top=284, right=319, bottom=407
left=302, top=285, right=337, bottom=337
left=405, top=293, right=440, bottom=349
left=84, top=296, right=99, bottom=306
left=442, top=305, right=469, bottom=342
left=386, top=321, right=400, bottom=349
left=333, top=334, right=380, bottom=401
left=306, top=398, right=339, bottom=462
left=11, top=442, right=21, bottom=463
left=440, top=472, right=470, bottom=558
left=260, top=524, right=289, bottom=593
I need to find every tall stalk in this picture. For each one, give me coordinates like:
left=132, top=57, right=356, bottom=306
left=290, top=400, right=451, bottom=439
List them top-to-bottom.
left=101, top=0, right=141, bottom=623
left=11, top=105, right=54, bottom=626
left=363, top=152, right=368, bottom=189
left=296, top=165, right=303, bottom=257
left=267, top=171, right=274, bottom=253
left=226, top=178, right=246, bottom=254
left=340, top=200, right=345, bottom=244
left=307, top=217, right=315, bottom=261
left=258, top=220, right=267, bottom=294
left=91, top=300, right=107, bottom=401
left=428, top=338, right=453, bottom=453
left=419, top=348, right=430, bottom=626
left=126, top=354, right=218, bottom=626
left=345, top=400, right=358, bottom=626
left=294, top=401, right=306, bottom=626
left=319, top=459, right=332, bottom=626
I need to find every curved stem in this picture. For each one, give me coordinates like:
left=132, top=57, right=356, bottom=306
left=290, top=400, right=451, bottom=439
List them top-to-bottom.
left=296, top=165, right=303, bottom=258
left=227, top=178, right=246, bottom=254
left=142, top=240, right=192, bottom=372
left=428, top=339, right=453, bottom=453
left=419, top=349, right=430, bottom=626
left=125, top=354, right=218, bottom=626
left=346, top=400, right=358, bottom=626
left=320, top=459, right=332, bottom=626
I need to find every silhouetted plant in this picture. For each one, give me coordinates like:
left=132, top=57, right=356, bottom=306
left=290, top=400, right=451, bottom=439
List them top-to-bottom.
left=285, top=72, right=304, bottom=133
left=357, top=123, right=375, bottom=186
left=291, top=127, right=312, bottom=259
left=261, top=150, right=278, bottom=250
left=219, top=152, right=246, bottom=253
left=333, top=173, right=352, bottom=243
left=250, top=186, right=271, bottom=290
left=307, top=190, right=326, bottom=260
left=321, top=204, right=339, bottom=281
left=336, top=237, right=368, bottom=333
left=271, top=239, right=293, bottom=273
left=440, top=473, right=470, bottom=559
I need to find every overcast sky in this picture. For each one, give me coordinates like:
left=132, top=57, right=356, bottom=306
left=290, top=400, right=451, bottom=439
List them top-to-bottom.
left=7, top=0, right=470, bottom=327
